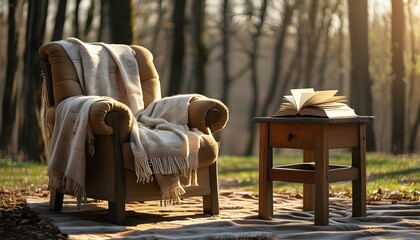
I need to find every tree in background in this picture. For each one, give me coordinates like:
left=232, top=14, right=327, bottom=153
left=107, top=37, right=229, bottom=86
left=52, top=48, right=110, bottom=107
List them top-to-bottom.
left=0, top=0, right=20, bottom=157
left=20, top=0, right=48, bottom=160
left=51, top=0, right=67, bottom=41
left=74, top=0, right=81, bottom=38
left=83, top=0, right=96, bottom=38
left=99, top=0, right=133, bottom=44
left=109, top=0, right=134, bottom=44
left=150, top=0, right=165, bottom=53
left=167, top=0, right=186, bottom=96
left=191, top=0, right=207, bottom=94
left=220, top=0, right=232, bottom=106
left=244, top=0, right=268, bottom=156
left=260, top=0, right=299, bottom=117
left=302, top=0, right=322, bottom=88
left=317, top=0, right=341, bottom=88
left=347, top=0, right=376, bottom=151
left=390, top=0, right=406, bottom=154
left=405, top=0, right=420, bottom=153
left=273, top=1, right=307, bottom=109
left=336, top=2, right=345, bottom=91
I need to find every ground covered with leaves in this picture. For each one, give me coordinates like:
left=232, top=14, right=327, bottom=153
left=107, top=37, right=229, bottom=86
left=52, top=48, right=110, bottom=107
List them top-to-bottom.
left=0, top=189, right=67, bottom=240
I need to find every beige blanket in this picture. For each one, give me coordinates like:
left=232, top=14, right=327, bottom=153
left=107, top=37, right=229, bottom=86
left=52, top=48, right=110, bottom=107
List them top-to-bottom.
left=57, top=37, right=144, bottom=113
left=50, top=38, right=204, bottom=203
left=131, top=94, right=204, bottom=202
left=48, top=96, right=114, bottom=204
left=26, top=192, right=420, bottom=239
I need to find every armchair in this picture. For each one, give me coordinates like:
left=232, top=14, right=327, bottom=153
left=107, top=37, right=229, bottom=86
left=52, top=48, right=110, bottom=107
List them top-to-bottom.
left=39, top=40, right=229, bottom=225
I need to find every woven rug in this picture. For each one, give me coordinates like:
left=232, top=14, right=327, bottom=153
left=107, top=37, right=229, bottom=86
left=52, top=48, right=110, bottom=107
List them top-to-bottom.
left=26, top=191, right=420, bottom=240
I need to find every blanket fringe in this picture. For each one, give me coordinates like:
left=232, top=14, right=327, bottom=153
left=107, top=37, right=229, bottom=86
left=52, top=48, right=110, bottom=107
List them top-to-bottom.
left=135, top=156, right=199, bottom=186
left=136, top=156, right=194, bottom=184
left=149, top=156, right=189, bottom=175
left=134, top=157, right=154, bottom=183
left=183, top=168, right=198, bottom=187
left=48, top=169, right=87, bottom=207
left=160, top=185, right=186, bottom=206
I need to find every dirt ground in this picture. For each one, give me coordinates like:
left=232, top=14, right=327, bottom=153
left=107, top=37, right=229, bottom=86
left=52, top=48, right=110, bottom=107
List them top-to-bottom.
left=0, top=189, right=67, bottom=240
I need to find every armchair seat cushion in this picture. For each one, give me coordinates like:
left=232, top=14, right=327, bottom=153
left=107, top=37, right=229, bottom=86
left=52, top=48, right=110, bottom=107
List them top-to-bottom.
left=122, top=133, right=219, bottom=172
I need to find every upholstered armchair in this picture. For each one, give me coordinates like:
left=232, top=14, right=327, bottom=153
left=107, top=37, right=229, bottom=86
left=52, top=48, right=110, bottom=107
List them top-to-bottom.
left=39, top=40, right=229, bottom=225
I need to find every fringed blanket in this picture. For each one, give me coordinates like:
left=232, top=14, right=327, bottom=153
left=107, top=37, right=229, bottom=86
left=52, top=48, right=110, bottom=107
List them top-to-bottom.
left=48, top=38, right=207, bottom=204
left=131, top=94, right=205, bottom=202
left=48, top=96, right=114, bottom=204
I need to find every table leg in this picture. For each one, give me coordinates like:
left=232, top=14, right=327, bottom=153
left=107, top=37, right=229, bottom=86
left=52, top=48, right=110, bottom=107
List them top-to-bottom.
left=258, top=123, right=273, bottom=220
left=352, top=123, right=367, bottom=217
left=314, top=124, right=329, bottom=225
left=303, top=149, right=315, bottom=211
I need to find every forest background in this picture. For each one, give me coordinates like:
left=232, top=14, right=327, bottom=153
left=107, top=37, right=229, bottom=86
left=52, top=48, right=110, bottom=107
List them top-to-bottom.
left=0, top=0, right=419, bottom=162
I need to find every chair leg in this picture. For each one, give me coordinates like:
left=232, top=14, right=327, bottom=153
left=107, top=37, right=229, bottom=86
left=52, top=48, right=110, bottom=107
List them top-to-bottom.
left=106, top=112, right=126, bottom=225
left=203, top=162, right=220, bottom=215
left=49, top=189, right=64, bottom=211
left=108, top=200, right=126, bottom=225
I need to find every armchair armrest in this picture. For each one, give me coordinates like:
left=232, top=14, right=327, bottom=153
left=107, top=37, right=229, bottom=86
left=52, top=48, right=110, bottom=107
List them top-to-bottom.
left=188, top=97, right=229, bottom=134
left=89, top=99, right=133, bottom=141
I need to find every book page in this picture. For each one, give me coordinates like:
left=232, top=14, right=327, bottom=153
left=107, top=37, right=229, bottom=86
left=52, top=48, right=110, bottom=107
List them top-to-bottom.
left=276, top=88, right=355, bottom=118
left=290, top=88, right=314, bottom=110
left=304, top=90, right=338, bottom=107
left=282, top=95, right=296, bottom=109
left=314, top=95, right=347, bottom=104
left=279, top=102, right=296, bottom=111
left=314, top=102, right=349, bottom=109
left=299, top=107, right=357, bottom=118
left=273, top=108, right=299, bottom=116
left=324, top=108, right=357, bottom=118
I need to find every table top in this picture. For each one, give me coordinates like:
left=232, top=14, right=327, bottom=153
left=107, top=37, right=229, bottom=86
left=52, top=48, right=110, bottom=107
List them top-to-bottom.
left=253, top=116, right=374, bottom=124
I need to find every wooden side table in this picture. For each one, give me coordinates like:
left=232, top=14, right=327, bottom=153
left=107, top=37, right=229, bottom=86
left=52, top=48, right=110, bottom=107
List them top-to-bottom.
left=254, top=116, right=374, bottom=225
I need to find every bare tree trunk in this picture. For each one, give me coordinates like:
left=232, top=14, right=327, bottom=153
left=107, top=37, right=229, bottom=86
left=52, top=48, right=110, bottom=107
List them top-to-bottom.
left=0, top=0, right=20, bottom=156
left=20, top=0, right=48, bottom=161
left=52, top=0, right=67, bottom=41
left=74, top=0, right=81, bottom=38
left=83, top=0, right=95, bottom=38
left=98, top=0, right=108, bottom=42
left=109, top=0, right=133, bottom=44
left=150, top=0, right=164, bottom=53
left=167, top=0, right=186, bottom=96
left=191, top=0, right=207, bottom=94
left=220, top=0, right=232, bottom=106
left=245, top=0, right=267, bottom=156
left=303, top=0, right=321, bottom=87
left=347, top=0, right=376, bottom=151
left=390, top=0, right=406, bottom=154
left=406, top=0, right=418, bottom=153
left=260, top=1, right=295, bottom=117
left=318, top=1, right=340, bottom=89
left=337, top=2, right=345, bottom=91
left=292, top=5, right=305, bottom=88
left=275, top=20, right=305, bottom=109
left=408, top=104, right=420, bottom=152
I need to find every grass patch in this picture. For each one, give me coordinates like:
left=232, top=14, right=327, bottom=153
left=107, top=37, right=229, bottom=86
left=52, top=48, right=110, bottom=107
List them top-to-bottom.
left=0, top=160, right=48, bottom=192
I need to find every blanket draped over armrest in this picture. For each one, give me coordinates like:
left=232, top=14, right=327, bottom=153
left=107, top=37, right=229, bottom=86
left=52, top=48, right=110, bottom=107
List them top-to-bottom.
left=48, top=38, right=210, bottom=204
left=130, top=94, right=205, bottom=202
left=48, top=95, right=115, bottom=204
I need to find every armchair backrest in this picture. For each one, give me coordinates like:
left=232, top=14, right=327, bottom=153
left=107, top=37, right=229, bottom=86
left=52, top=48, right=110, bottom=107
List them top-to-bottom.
left=39, top=42, right=161, bottom=108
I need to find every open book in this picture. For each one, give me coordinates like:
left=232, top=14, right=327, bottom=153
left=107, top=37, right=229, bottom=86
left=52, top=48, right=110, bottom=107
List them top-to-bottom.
left=272, top=88, right=357, bottom=118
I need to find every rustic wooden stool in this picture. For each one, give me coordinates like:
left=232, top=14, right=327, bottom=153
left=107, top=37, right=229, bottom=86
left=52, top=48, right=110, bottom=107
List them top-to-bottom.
left=254, top=116, right=374, bottom=225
